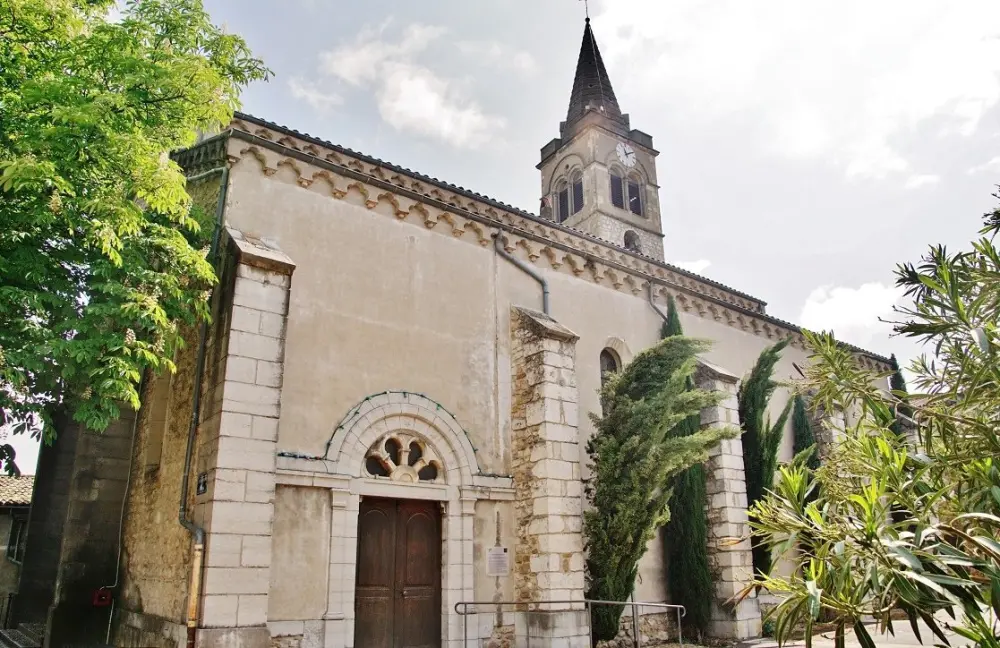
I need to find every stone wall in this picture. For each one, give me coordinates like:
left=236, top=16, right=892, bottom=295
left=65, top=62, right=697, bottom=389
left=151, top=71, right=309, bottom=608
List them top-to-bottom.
left=509, top=307, right=589, bottom=647
left=697, top=361, right=761, bottom=640
left=13, top=412, right=77, bottom=626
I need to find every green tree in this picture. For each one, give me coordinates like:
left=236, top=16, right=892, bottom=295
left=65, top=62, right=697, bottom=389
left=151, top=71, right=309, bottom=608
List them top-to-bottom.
left=0, top=0, right=269, bottom=472
left=744, top=209, right=1000, bottom=648
left=661, top=297, right=713, bottom=638
left=586, top=336, right=737, bottom=642
left=739, top=339, right=793, bottom=577
left=887, top=354, right=913, bottom=439
left=791, top=394, right=820, bottom=471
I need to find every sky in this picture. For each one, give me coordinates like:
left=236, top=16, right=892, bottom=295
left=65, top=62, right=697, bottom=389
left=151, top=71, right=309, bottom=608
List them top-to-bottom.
left=19, top=0, right=1000, bottom=475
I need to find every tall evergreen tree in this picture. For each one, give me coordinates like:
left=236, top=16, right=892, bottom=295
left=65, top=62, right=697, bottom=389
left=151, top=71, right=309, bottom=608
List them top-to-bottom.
left=661, top=297, right=713, bottom=638
left=585, top=335, right=737, bottom=642
left=738, top=340, right=792, bottom=577
left=888, top=354, right=913, bottom=439
left=791, top=394, right=820, bottom=471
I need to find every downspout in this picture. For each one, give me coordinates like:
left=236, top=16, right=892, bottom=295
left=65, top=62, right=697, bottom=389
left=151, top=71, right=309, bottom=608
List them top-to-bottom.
left=178, top=160, right=231, bottom=648
left=493, top=232, right=550, bottom=315
left=648, top=280, right=670, bottom=324
left=103, top=376, right=145, bottom=644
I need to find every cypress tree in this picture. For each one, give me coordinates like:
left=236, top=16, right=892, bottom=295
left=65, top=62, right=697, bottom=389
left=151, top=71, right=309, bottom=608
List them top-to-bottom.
left=661, top=297, right=713, bottom=638
left=585, top=335, right=738, bottom=642
left=738, top=340, right=793, bottom=577
left=888, top=354, right=913, bottom=439
left=791, top=394, right=820, bottom=471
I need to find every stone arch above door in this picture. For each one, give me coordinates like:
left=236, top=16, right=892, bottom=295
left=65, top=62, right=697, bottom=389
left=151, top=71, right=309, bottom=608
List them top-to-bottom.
left=326, top=391, right=480, bottom=484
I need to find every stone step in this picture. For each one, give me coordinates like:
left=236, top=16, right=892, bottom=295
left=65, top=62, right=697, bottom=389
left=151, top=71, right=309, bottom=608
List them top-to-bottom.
left=16, top=626, right=43, bottom=646
left=0, top=629, right=40, bottom=648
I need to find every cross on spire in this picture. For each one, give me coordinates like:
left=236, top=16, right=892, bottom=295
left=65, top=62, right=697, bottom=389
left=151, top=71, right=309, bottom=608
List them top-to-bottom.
left=579, top=0, right=589, bottom=20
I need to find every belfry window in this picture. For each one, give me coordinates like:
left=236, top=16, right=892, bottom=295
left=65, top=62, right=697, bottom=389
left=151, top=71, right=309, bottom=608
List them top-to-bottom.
left=610, top=169, right=644, bottom=217
left=571, top=171, right=584, bottom=215
left=554, top=172, right=584, bottom=223
left=610, top=172, right=625, bottom=209
left=628, top=175, right=642, bottom=216
left=556, top=180, right=570, bottom=222
left=600, top=349, right=619, bottom=386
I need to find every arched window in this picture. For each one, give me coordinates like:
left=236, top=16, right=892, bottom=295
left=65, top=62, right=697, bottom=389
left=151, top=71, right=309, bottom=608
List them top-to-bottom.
left=610, top=168, right=644, bottom=217
left=610, top=168, right=625, bottom=210
left=571, top=170, right=584, bottom=215
left=554, top=172, right=585, bottom=223
left=627, top=173, right=643, bottom=216
left=555, top=179, right=570, bottom=223
left=623, top=230, right=641, bottom=253
left=600, top=349, right=620, bottom=386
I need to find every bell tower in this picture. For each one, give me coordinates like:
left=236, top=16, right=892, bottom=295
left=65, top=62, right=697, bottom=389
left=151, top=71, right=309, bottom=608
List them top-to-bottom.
left=538, top=18, right=663, bottom=261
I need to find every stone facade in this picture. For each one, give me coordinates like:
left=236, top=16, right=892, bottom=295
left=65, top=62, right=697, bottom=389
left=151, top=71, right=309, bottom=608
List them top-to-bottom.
left=509, top=307, right=589, bottom=647
left=697, top=362, right=760, bottom=640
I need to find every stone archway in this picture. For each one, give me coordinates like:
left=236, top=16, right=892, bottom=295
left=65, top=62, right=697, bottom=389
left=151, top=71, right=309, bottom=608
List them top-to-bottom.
left=323, top=391, right=479, bottom=647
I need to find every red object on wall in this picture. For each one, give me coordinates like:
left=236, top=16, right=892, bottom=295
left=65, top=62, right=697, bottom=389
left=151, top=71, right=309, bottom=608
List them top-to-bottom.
left=92, top=588, right=112, bottom=607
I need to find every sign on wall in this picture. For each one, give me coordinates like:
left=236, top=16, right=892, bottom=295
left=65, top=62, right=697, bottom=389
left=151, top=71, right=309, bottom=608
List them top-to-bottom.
left=487, top=546, right=510, bottom=577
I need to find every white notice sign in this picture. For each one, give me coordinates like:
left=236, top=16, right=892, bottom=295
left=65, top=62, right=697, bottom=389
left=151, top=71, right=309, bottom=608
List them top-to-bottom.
left=487, top=546, right=510, bottom=576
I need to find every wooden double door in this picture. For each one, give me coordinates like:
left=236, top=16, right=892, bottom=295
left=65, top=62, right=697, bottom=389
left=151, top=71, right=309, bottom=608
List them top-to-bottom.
left=354, top=498, right=442, bottom=648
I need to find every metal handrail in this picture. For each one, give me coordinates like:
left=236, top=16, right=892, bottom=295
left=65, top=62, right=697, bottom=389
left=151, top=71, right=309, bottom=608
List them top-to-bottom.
left=455, top=598, right=686, bottom=647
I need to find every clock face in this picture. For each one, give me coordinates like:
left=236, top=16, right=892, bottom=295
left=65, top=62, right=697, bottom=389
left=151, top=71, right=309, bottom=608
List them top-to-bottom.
left=616, top=142, right=637, bottom=168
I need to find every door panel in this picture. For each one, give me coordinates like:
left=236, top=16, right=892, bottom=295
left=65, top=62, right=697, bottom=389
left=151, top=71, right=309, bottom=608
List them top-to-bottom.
left=355, top=499, right=441, bottom=648
left=355, top=500, right=396, bottom=648
left=395, top=502, right=441, bottom=648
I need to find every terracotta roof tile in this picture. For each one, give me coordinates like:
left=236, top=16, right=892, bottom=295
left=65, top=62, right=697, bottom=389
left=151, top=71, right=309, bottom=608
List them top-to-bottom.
left=0, top=476, right=34, bottom=506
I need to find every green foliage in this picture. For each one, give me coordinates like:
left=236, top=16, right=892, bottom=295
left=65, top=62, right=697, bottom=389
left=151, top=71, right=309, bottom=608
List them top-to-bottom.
left=0, top=0, right=269, bottom=472
left=744, top=203, right=1000, bottom=648
left=661, top=296, right=713, bottom=638
left=585, top=335, right=737, bottom=642
left=739, top=339, right=793, bottom=576
left=887, top=354, right=913, bottom=439
left=791, top=394, right=820, bottom=472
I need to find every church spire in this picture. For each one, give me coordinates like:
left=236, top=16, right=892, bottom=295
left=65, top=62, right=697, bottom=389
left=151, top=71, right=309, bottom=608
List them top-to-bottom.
left=565, top=18, right=624, bottom=128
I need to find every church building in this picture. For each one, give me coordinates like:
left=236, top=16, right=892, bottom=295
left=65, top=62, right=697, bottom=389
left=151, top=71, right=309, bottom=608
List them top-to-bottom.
left=30, top=17, right=888, bottom=648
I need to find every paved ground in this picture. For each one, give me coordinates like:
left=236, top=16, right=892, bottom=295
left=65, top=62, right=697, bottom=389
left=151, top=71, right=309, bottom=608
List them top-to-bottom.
left=743, top=614, right=965, bottom=648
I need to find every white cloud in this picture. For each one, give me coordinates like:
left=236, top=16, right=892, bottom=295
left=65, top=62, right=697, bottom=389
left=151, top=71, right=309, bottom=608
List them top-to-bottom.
left=594, top=0, right=1000, bottom=180
left=318, top=21, right=504, bottom=149
left=320, top=22, right=446, bottom=86
left=455, top=41, right=538, bottom=76
left=378, top=62, right=506, bottom=149
left=288, top=77, right=342, bottom=113
left=968, top=156, right=1000, bottom=175
left=904, top=174, right=940, bottom=189
left=673, top=259, right=711, bottom=274
left=800, top=282, right=903, bottom=350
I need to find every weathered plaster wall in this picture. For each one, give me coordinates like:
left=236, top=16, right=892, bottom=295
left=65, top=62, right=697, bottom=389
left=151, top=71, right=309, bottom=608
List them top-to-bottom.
left=117, top=173, right=230, bottom=638
left=269, top=486, right=330, bottom=622
left=0, top=513, right=18, bottom=593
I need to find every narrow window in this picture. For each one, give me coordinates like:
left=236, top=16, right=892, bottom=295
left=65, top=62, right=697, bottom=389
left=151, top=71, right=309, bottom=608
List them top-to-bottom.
left=571, top=171, right=584, bottom=215
left=610, top=172, right=625, bottom=209
left=628, top=179, right=642, bottom=216
left=557, top=181, right=570, bottom=223
left=624, top=230, right=641, bottom=253
left=600, top=349, right=619, bottom=386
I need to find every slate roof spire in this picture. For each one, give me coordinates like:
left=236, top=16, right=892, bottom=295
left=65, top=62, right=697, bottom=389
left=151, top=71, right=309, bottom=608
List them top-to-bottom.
left=566, top=17, right=625, bottom=127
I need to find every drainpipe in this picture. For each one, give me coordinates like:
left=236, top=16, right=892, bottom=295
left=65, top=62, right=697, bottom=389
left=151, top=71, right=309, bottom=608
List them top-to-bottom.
left=177, top=159, right=231, bottom=648
left=493, top=232, right=550, bottom=315
left=647, top=280, right=670, bottom=324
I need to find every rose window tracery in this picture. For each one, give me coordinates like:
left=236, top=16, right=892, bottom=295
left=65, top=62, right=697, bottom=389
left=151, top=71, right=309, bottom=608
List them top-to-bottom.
left=364, top=433, right=443, bottom=483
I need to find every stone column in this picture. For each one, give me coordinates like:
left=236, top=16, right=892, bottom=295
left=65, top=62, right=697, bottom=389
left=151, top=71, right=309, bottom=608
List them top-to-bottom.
left=195, top=228, right=296, bottom=648
left=509, top=307, right=589, bottom=647
left=696, top=361, right=761, bottom=640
